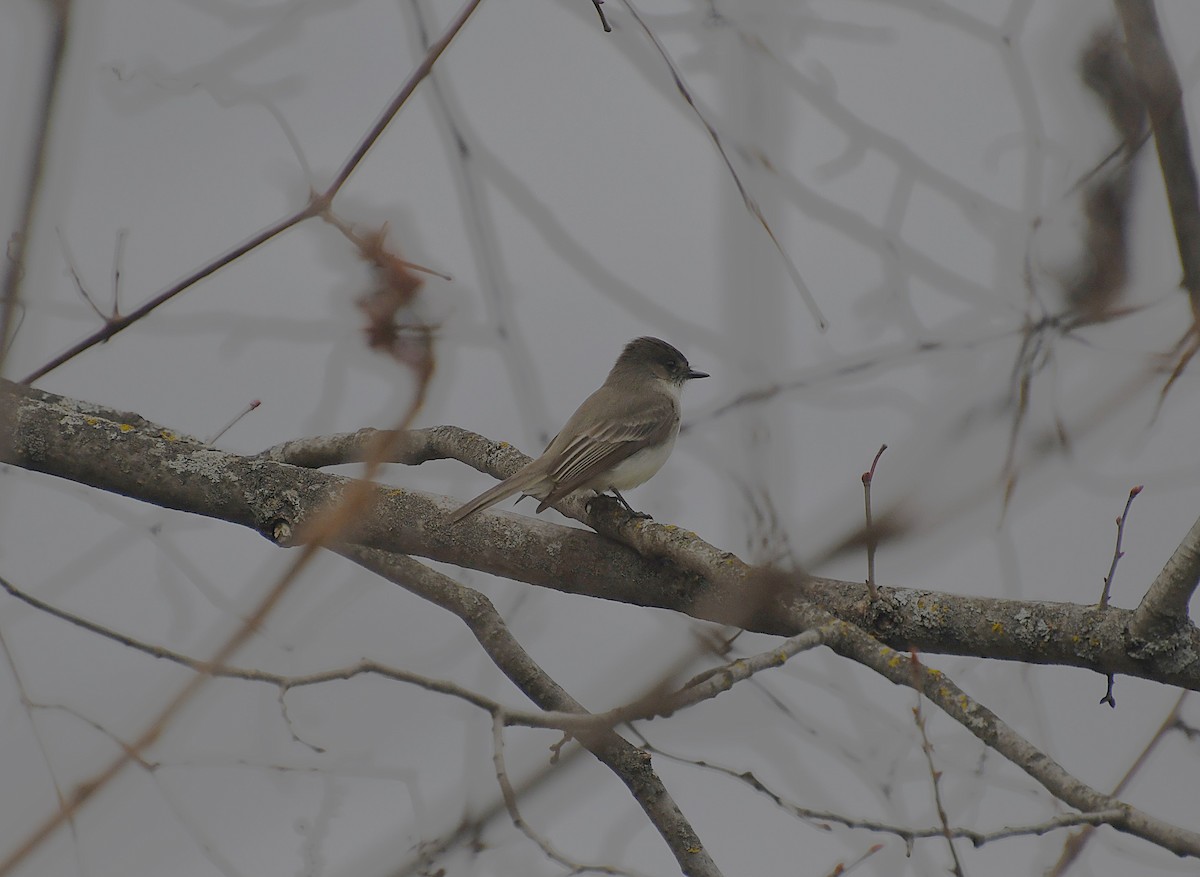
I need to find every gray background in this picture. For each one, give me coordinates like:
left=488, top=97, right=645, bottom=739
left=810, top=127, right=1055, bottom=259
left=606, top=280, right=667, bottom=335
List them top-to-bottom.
left=2, top=0, right=1199, bottom=875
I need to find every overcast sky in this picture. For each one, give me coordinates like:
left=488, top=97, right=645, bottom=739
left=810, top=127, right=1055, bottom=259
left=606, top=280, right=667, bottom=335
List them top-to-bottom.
left=3, top=1, right=1200, bottom=875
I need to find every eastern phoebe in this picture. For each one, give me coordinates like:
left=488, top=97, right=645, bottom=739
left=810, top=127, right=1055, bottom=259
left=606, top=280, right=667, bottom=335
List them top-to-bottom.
left=449, top=337, right=708, bottom=522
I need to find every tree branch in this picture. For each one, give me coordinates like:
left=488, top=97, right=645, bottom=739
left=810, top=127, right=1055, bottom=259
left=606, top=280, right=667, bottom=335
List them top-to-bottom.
left=18, top=0, right=484, bottom=385
left=1114, top=0, right=1200, bottom=315
left=5, top=378, right=1200, bottom=691
left=5, top=379, right=1200, bottom=858
left=1131, top=513, right=1200, bottom=640
left=338, top=545, right=724, bottom=877
left=787, top=601, right=1200, bottom=858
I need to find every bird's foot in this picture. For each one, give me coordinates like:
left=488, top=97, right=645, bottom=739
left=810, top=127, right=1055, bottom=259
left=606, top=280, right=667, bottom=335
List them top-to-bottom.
left=611, top=489, right=651, bottom=520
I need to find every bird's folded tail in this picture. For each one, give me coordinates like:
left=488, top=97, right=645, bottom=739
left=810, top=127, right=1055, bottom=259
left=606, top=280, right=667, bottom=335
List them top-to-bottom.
left=448, top=465, right=547, bottom=523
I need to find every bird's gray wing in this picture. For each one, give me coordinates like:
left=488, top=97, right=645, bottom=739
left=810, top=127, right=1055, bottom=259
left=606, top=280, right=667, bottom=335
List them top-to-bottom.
left=537, top=388, right=677, bottom=510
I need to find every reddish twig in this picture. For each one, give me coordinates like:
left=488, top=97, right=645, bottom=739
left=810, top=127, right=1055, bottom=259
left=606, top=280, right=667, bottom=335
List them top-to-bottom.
left=21, top=0, right=484, bottom=385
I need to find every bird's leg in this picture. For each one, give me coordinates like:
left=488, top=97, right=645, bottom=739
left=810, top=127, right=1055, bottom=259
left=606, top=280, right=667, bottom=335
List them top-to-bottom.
left=610, top=490, right=652, bottom=519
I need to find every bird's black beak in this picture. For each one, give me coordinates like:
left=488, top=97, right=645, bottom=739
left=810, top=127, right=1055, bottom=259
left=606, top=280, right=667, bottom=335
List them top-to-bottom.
left=687, top=369, right=709, bottom=380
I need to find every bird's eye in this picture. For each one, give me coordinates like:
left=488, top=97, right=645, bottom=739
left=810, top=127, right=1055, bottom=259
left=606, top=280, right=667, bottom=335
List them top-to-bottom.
left=666, top=360, right=678, bottom=370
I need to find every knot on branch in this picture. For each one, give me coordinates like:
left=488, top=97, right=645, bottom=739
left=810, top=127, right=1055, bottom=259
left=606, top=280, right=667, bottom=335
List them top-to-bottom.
left=1126, top=617, right=1200, bottom=674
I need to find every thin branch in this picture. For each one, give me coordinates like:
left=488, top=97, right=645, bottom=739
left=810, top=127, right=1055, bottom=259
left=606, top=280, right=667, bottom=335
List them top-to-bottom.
left=0, top=0, right=72, bottom=373
left=19, top=0, right=484, bottom=385
left=322, top=0, right=484, bottom=196
left=615, top=0, right=827, bottom=330
left=1114, top=0, right=1200, bottom=317
left=21, top=210, right=309, bottom=384
left=56, top=227, right=107, bottom=321
left=1, top=330, right=435, bottom=871
left=205, top=398, right=261, bottom=445
left=862, top=444, right=887, bottom=600
left=1099, top=484, right=1142, bottom=608
left=1131, top=509, right=1200, bottom=640
left=0, top=536, right=323, bottom=876
left=338, top=545, right=725, bottom=877
left=0, top=557, right=751, bottom=874
left=0, top=567, right=818, bottom=738
left=0, top=572, right=515, bottom=716
left=0, top=587, right=592, bottom=877
left=801, top=605, right=1200, bottom=858
left=0, top=628, right=82, bottom=863
left=910, top=652, right=965, bottom=877
left=1048, top=690, right=1190, bottom=876
left=490, top=714, right=646, bottom=877
left=641, top=739, right=1128, bottom=849
left=392, top=744, right=590, bottom=877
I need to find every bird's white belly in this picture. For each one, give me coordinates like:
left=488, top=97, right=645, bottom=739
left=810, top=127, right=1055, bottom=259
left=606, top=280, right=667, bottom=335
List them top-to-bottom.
left=596, top=432, right=677, bottom=491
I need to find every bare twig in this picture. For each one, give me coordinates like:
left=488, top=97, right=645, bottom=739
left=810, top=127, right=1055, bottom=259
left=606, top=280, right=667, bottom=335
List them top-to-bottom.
left=0, top=0, right=72, bottom=374
left=20, top=0, right=484, bottom=385
left=616, top=0, right=827, bottom=330
left=1114, top=0, right=1200, bottom=318
left=21, top=210, right=310, bottom=384
left=112, top=227, right=127, bottom=318
left=56, top=228, right=107, bottom=321
left=2, top=302, right=438, bottom=871
left=206, top=398, right=261, bottom=445
left=862, top=444, right=887, bottom=600
left=1099, top=484, right=1142, bottom=608
left=0, top=536, right=323, bottom=875
left=339, top=545, right=725, bottom=877
left=0, top=568, right=816, bottom=738
left=0, top=569, right=596, bottom=877
left=801, top=607, right=1200, bottom=858
left=0, top=628, right=81, bottom=855
left=909, top=651, right=965, bottom=876
left=1048, top=690, right=1190, bottom=875
left=490, top=714, right=645, bottom=877
left=642, top=741, right=1128, bottom=850
left=393, top=744, right=589, bottom=877
left=823, top=845, right=884, bottom=877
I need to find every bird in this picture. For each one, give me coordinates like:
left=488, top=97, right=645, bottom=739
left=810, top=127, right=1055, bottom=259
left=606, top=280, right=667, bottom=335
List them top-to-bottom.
left=449, top=337, right=708, bottom=523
